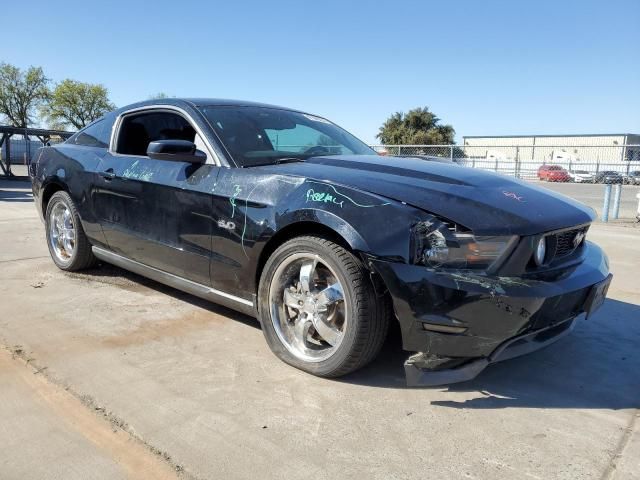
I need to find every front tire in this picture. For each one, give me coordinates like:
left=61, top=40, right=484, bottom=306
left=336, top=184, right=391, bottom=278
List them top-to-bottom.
left=45, top=191, right=97, bottom=271
left=258, top=236, right=389, bottom=378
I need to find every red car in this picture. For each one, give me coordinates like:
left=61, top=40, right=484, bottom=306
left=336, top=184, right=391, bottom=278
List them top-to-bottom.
left=538, top=165, right=570, bottom=182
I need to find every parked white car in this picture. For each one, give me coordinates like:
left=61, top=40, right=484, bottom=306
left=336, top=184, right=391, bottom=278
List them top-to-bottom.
left=568, top=170, right=594, bottom=183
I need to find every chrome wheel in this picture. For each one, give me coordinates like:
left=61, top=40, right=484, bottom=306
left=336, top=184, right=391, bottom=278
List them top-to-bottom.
left=48, top=200, right=76, bottom=263
left=269, top=253, right=347, bottom=362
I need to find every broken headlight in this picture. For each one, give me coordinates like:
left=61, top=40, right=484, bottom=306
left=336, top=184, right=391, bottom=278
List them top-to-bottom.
left=411, top=219, right=517, bottom=271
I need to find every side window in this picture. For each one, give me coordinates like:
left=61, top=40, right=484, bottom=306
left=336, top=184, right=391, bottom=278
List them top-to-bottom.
left=115, top=111, right=197, bottom=156
left=72, top=119, right=112, bottom=148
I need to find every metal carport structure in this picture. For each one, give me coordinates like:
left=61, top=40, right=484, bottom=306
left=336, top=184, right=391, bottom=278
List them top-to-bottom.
left=0, top=126, right=73, bottom=178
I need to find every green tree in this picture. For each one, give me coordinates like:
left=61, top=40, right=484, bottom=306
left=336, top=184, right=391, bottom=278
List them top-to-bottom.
left=0, top=63, right=49, bottom=127
left=41, top=79, right=115, bottom=129
left=377, top=107, right=455, bottom=145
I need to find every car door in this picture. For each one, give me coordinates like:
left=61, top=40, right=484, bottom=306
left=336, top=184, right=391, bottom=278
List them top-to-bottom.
left=94, top=107, right=219, bottom=285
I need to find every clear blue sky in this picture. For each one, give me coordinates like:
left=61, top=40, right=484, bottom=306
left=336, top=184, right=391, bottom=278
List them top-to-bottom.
left=4, top=0, right=639, bottom=143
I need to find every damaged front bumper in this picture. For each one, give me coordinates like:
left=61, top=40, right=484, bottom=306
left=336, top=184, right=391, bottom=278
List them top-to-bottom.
left=370, top=241, right=611, bottom=387
left=404, top=317, right=578, bottom=386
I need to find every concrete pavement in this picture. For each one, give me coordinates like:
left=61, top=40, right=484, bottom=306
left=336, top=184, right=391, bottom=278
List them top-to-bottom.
left=0, top=179, right=638, bottom=479
left=0, top=348, right=178, bottom=480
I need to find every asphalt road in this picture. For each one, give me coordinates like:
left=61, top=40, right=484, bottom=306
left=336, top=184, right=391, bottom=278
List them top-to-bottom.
left=0, top=180, right=639, bottom=480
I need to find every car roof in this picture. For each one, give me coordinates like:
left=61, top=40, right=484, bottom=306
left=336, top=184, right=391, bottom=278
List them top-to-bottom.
left=112, top=98, right=307, bottom=115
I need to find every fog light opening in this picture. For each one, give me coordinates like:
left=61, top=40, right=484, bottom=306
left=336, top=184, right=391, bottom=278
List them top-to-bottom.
left=534, top=237, right=547, bottom=266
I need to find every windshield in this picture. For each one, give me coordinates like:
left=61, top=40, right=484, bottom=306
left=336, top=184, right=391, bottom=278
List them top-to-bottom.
left=199, top=106, right=374, bottom=167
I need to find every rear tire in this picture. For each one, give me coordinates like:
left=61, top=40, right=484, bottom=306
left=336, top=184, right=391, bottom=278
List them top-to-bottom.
left=45, top=191, right=97, bottom=271
left=258, top=236, right=390, bottom=378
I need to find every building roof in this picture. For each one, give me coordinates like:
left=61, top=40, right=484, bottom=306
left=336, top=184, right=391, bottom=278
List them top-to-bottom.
left=463, top=133, right=638, bottom=139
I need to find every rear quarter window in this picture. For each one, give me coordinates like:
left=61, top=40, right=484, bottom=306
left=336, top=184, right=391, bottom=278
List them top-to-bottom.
left=68, top=118, right=113, bottom=148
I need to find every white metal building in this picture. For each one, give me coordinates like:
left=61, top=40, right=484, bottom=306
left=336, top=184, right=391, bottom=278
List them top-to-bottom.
left=462, top=134, right=640, bottom=165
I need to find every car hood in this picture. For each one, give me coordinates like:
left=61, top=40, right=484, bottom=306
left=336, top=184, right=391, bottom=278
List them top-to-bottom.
left=262, top=155, right=595, bottom=235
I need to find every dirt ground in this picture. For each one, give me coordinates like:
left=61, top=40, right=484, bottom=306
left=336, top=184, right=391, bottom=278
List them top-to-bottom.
left=1, top=179, right=638, bottom=480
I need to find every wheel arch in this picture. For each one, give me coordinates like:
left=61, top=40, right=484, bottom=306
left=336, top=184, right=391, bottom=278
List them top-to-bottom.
left=41, top=180, right=69, bottom=217
left=255, top=218, right=368, bottom=295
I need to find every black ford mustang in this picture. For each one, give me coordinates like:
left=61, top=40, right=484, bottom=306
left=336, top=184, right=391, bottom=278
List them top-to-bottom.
left=30, top=99, right=611, bottom=386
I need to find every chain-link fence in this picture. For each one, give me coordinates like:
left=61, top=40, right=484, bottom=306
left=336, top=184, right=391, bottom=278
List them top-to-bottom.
left=0, top=127, right=72, bottom=177
left=370, top=144, right=640, bottom=181
left=371, top=144, right=640, bottom=221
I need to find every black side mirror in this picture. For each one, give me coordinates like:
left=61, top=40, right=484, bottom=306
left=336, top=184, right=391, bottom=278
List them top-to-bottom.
left=147, top=140, right=206, bottom=164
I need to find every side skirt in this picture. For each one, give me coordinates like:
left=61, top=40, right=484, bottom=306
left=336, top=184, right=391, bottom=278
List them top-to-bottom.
left=92, top=246, right=257, bottom=318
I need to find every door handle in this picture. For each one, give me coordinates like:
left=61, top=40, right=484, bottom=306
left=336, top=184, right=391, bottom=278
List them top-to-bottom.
left=100, top=169, right=116, bottom=180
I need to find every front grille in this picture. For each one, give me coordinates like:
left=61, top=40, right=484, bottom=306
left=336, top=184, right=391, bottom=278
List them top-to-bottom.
left=526, top=225, right=589, bottom=273
left=553, top=227, right=587, bottom=258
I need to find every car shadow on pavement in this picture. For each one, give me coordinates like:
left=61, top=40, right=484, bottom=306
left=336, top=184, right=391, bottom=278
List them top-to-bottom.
left=0, top=189, right=34, bottom=202
left=75, top=263, right=261, bottom=331
left=343, top=298, right=640, bottom=410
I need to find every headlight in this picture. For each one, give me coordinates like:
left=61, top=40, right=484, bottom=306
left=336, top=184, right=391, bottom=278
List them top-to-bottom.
left=411, top=219, right=517, bottom=271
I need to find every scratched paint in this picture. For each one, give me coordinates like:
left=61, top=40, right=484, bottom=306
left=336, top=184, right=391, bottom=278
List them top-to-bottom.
left=238, top=176, right=304, bottom=259
left=236, top=178, right=391, bottom=260
left=446, top=272, right=533, bottom=295
left=448, top=272, right=506, bottom=295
